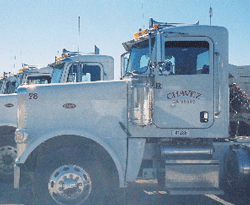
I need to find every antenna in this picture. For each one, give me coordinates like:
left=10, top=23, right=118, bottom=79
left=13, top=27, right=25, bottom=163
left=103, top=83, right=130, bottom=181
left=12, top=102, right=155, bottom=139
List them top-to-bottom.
left=141, top=1, right=145, bottom=29
left=209, top=5, right=213, bottom=25
left=77, top=16, right=81, bottom=82
left=78, top=16, right=80, bottom=54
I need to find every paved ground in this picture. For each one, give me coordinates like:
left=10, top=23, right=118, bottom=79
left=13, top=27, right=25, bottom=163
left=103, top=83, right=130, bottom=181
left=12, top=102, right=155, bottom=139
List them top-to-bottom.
left=0, top=178, right=249, bottom=205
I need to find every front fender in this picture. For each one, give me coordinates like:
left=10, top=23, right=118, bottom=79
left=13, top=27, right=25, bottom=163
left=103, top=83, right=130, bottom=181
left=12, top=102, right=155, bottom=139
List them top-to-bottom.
left=17, top=128, right=126, bottom=187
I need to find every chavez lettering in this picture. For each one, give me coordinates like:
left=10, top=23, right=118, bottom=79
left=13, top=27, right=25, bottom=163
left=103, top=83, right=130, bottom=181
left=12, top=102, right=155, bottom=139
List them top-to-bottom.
left=167, top=90, right=202, bottom=100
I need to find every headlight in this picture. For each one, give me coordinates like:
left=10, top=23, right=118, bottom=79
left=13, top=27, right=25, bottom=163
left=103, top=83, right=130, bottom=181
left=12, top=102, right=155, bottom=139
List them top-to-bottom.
left=15, top=130, right=28, bottom=143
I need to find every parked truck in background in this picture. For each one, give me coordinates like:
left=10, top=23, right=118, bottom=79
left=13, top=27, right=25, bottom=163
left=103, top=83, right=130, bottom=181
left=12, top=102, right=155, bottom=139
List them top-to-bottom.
left=14, top=18, right=250, bottom=204
left=49, top=49, right=114, bottom=84
left=0, top=50, right=114, bottom=183
left=0, top=65, right=52, bottom=182
left=1, top=65, right=53, bottom=95
left=15, top=65, right=52, bottom=89
left=229, top=65, right=250, bottom=136
left=0, top=72, right=17, bottom=94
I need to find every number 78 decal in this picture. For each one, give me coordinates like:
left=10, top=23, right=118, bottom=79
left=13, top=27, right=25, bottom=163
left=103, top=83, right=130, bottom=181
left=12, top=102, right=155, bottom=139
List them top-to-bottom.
left=29, top=93, right=38, bottom=99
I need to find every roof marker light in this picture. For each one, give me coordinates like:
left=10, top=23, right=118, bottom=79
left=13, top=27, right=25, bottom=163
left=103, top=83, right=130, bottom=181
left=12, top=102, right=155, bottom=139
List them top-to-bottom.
left=153, top=24, right=159, bottom=30
left=141, top=29, right=147, bottom=35
left=134, top=32, right=140, bottom=38
left=56, top=56, right=63, bottom=61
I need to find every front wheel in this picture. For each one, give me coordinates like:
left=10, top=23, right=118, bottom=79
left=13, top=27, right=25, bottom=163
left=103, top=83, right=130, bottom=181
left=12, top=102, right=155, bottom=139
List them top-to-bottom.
left=32, top=148, right=118, bottom=205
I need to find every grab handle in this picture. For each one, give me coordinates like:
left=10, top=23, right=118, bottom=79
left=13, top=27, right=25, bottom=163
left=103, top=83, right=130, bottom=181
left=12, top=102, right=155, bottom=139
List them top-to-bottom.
left=214, top=52, right=221, bottom=117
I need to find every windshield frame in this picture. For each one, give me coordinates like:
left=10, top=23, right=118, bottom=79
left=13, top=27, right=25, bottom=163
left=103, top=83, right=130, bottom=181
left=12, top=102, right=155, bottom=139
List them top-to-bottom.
left=50, top=62, right=66, bottom=83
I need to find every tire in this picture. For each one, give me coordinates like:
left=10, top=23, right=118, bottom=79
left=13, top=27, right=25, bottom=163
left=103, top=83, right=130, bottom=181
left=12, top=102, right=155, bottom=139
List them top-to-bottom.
left=0, top=127, right=17, bottom=183
left=0, top=145, right=17, bottom=183
left=32, top=147, right=119, bottom=205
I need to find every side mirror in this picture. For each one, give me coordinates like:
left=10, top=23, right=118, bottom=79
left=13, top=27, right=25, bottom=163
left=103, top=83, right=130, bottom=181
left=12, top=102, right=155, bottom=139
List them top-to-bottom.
left=120, top=52, right=129, bottom=78
left=158, top=60, right=174, bottom=75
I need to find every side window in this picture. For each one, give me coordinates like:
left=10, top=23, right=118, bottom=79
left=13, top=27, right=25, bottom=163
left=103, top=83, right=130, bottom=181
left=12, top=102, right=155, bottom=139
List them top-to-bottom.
left=163, top=41, right=210, bottom=75
left=197, top=51, right=209, bottom=74
left=66, top=63, right=101, bottom=82
left=81, top=65, right=101, bottom=82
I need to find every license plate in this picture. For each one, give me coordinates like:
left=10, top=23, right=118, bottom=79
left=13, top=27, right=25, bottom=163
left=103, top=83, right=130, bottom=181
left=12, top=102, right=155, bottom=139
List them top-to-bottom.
left=172, top=130, right=189, bottom=136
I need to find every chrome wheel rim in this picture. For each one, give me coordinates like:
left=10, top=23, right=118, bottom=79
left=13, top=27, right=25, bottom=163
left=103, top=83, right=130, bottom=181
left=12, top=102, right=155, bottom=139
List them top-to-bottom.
left=0, top=146, right=17, bottom=174
left=48, top=165, right=92, bottom=205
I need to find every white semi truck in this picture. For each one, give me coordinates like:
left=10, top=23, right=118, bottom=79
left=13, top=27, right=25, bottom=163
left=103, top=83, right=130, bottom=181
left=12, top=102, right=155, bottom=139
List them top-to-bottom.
left=14, top=18, right=250, bottom=204
left=0, top=51, right=113, bottom=183
left=0, top=65, right=53, bottom=182
left=1, top=65, right=53, bottom=95
left=15, top=65, right=53, bottom=88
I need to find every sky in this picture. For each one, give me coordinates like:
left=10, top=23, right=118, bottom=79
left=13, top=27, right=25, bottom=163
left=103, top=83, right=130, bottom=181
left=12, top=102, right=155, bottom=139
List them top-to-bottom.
left=0, top=0, right=250, bottom=79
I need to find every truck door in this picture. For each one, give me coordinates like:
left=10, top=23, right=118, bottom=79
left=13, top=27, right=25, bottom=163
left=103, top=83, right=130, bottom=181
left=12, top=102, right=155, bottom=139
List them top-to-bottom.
left=154, top=37, right=214, bottom=129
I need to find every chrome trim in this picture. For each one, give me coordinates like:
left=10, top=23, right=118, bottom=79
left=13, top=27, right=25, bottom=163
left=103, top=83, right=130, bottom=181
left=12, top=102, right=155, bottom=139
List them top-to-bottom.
left=130, top=82, right=154, bottom=126
left=17, top=91, right=27, bottom=129
left=161, top=143, right=214, bottom=160
left=226, top=145, right=250, bottom=187
left=14, top=163, right=20, bottom=189
left=48, top=165, right=92, bottom=204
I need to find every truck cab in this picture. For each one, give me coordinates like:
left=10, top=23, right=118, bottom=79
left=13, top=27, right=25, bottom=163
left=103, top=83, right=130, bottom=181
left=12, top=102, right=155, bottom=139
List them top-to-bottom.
left=122, top=19, right=228, bottom=136
left=50, top=50, right=114, bottom=83
left=15, top=65, right=52, bottom=88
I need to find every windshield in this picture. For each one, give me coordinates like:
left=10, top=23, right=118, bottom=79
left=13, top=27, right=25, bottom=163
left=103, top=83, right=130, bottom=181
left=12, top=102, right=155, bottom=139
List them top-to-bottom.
left=126, top=44, right=150, bottom=74
left=27, top=76, right=51, bottom=84
left=5, top=81, right=16, bottom=94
